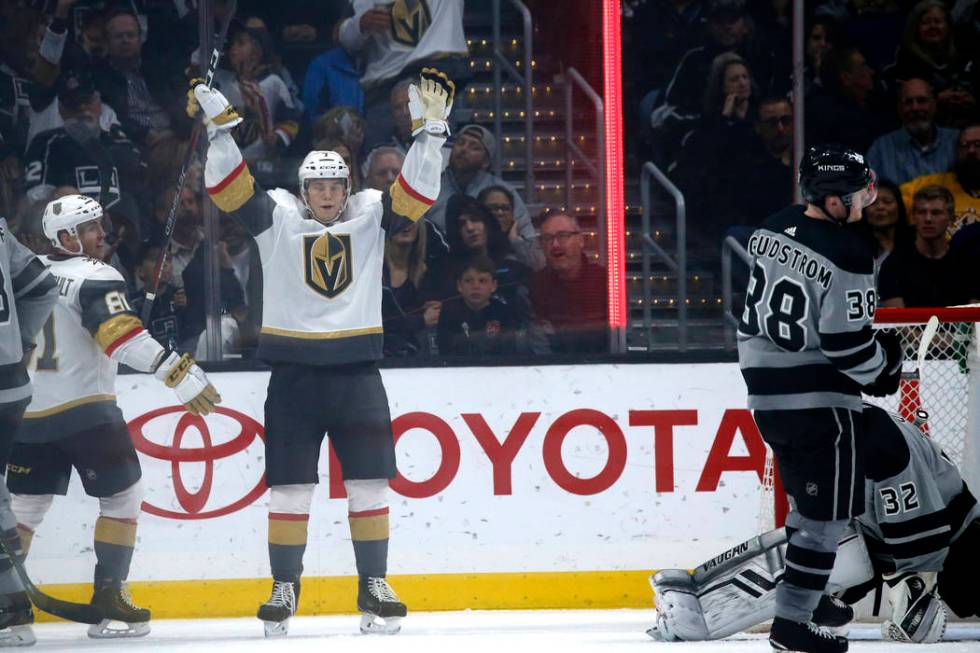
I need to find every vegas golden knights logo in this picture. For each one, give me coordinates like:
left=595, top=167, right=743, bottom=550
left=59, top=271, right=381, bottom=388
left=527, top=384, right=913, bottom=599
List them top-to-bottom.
left=392, top=0, right=432, bottom=47
left=303, top=233, right=353, bottom=298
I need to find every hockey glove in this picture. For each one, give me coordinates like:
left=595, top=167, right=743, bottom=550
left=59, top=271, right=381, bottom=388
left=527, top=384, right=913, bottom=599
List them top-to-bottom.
left=408, top=67, right=455, bottom=137
left=188, top=81, right=242, bottom=135
left=862, top=330, right=903, bottom=397
left=155, top=352, right=222, bottom=416
left=881, top=572, right=947, bottom=644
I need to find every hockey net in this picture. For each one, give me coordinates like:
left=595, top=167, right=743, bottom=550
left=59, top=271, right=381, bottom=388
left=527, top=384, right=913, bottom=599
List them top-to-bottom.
left=759, top=305, right=980, bottom=532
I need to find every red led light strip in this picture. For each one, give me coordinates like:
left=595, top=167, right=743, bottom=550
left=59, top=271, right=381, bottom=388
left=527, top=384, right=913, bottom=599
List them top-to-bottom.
left=603, top=0, right=627, bottom=339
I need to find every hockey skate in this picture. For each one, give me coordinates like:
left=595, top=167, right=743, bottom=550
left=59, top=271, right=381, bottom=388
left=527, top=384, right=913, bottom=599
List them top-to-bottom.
left=357, top=576, right=406, bottom=635
left=257, top=580, right=299, bottom=638
left=88, top=584, right=151, bottom=639
left=0, top=592, right=35, bottom=647
left=811, top=594, right=853, bottom=629
left=769, top=616, right=847, bottom=653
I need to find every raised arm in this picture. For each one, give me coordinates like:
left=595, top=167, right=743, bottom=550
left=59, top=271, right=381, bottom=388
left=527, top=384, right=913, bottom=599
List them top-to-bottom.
left=382, top=69, right=455, bottom=232
left=5, top=225, right=57, bottom=347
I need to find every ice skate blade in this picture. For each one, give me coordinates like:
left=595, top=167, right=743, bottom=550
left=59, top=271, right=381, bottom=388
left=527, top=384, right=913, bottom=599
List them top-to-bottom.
left=359, top=613, right=402, bottom=635
left=87, top=619, right=150, bottom=639
left=263, top=619, right=289, bottom=638
left=0, top=624, right=35, bottom=647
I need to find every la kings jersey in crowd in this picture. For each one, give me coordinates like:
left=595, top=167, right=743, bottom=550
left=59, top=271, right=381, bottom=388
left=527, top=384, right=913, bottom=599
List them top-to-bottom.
left=340, top=0, right=468, bottom=88
left=203, top=129, right=445, bottom=365
left=738, top=206, right=888, bottom=410
left=0, top=219, right=57, bottom=405
left=18, top=255, right=139, bottom=441
left=860, top=407, right=980, bottom=575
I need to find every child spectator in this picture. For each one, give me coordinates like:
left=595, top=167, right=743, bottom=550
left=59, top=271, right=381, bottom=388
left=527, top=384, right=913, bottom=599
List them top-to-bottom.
left=128, top=244, right=187, bottom=351
left=437, top=255, right=524, bottom=356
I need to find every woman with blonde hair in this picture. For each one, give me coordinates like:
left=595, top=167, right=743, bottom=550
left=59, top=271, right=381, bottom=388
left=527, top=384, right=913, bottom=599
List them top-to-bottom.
left=382, top=219, right=445, bottom=357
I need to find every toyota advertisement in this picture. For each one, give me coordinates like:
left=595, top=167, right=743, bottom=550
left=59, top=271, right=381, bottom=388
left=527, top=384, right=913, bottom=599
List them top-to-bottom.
left=28, top=364, right=767, bottom=586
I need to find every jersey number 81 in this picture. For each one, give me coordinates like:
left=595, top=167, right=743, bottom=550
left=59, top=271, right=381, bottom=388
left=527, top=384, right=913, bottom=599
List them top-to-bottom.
left=739, top=263, right=809, bottom=351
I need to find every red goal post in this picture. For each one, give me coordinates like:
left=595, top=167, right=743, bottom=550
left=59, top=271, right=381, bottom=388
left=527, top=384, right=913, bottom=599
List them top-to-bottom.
left=761, top=305, right=980, bottom=530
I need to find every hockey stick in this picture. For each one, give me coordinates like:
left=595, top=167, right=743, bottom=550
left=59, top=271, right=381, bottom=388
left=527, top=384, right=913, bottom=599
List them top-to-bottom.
left=140, top=0, right=238, bottom=325
left=916, top=315, right=941, bottom=378
left=0, top=531, right=102, bottom=624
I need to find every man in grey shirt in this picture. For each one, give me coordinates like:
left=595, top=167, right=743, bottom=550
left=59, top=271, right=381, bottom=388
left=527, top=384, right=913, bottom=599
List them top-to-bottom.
left=426, top=125, right=543, bottom=269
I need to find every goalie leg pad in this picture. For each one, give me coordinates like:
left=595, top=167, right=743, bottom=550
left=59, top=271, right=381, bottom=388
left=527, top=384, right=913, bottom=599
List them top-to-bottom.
left=649, top=524, right=873, bottom=641
left=882, top=572, right=947, bottom=644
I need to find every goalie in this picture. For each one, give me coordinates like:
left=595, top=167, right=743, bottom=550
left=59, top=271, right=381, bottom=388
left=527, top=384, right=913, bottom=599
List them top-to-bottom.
left=647, top=404, right=980, bottom=645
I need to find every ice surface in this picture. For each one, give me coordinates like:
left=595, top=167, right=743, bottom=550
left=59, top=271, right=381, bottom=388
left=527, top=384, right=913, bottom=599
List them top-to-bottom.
left=24, top=610, right=980, bottom=652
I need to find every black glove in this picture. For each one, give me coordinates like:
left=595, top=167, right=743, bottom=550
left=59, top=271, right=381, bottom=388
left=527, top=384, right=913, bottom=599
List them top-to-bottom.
left=862, top=331, right=903, bottom=397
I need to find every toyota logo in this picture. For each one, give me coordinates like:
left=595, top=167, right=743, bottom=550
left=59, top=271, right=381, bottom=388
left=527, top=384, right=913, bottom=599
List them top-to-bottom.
left=128, top=406, right=266, bottom=520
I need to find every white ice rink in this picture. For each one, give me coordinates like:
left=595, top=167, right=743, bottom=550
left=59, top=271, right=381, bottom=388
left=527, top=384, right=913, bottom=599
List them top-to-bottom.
left=23, top=610, right=980, bottom=652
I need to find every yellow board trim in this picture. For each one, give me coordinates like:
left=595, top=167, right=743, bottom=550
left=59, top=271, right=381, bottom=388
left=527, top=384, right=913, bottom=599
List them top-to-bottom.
left=260, top=325, right=383, bottom=340
left=24, top=394, right=116, bottom=419
left=34, top=570, right=654, bottom=622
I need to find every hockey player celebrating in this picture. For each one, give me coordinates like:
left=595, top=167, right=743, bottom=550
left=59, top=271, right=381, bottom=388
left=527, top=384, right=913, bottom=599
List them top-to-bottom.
left=190, top=67, right=454, bottom=636
left=736, top=144, right=903, bottom=652
left=6, top=194, right=221, bottom=640
left=0, top=216, right=57, bottom=647
left=648, top=405, right=980, bottom=645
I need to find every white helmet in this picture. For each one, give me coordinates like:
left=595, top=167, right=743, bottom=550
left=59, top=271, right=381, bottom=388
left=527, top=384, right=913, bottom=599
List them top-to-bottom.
left=297, top=150, right=351, bottom=220
left=42, top=194, right=103, bottom=254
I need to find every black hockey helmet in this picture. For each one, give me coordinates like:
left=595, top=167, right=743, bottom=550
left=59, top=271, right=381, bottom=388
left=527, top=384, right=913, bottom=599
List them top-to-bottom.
left=799, top=143, right=876, bottom=208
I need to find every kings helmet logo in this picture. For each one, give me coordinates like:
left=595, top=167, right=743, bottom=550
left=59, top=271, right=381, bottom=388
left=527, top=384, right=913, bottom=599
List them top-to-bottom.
left=392, top=0, right=432, bottom=47
left=304, top=233, right=353, bottom=298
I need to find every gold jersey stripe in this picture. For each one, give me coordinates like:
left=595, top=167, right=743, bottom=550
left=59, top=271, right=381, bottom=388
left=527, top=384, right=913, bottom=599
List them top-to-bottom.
left=208, top=160, right=255, bottom=212
left=389, top=174, right=434, bottom=222
left=96, top=314, right=143, bottom=352
left=260, top=325, right=383, bottom=340
left=24, top=394, right=116, bottom=418
left=349, top=513, right=389, bottom=541
left=94, top=517, right=137, bottom=548
left=268, top=519, right=309, bottom=546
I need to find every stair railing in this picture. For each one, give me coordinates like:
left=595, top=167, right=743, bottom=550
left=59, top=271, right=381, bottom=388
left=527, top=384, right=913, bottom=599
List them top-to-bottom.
left=492, top=0, right=534, bottom=203
left=564, top=67, right=605, bottom=264
left=721, top=235, right=753, bottom=348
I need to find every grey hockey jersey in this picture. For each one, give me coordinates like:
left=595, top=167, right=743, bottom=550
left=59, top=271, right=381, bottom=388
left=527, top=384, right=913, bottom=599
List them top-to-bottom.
left=737, top=206, right=887, bottom=410
left=0, top=219, right=57, bottom=405
left=859, top=406, right=980, bottom=575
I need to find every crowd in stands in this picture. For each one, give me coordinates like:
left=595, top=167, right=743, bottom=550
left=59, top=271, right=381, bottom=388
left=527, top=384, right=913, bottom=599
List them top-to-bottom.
left=0, top=0, right=609, bottom=361
left=626, top=0, right=980, bottom=309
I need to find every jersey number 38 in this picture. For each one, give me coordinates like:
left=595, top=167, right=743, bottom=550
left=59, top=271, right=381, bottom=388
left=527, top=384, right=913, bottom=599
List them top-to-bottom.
left=739, top=263, right=809, bottom=351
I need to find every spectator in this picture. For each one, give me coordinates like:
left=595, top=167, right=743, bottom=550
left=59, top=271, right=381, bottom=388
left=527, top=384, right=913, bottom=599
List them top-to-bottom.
left=338, top=0, right=469, bottom=150
left=625, top=0, right=707, bottom=106
left=653, top=0, right=771, bottom=154
left=885, top=0, right=977, bottom=126
left=840, top=1, right=907, bottom=74
left=0, top=7, right=43, bottom=154
left=93, top=8, right=188, bottom=148
left=243, top=16, right=303, bottom=110
left=804, top=16, right=841, bottom=92
left=212, top=25, right=301, bottom=161
left=302, top=39, right=363, bottom=128
left=806, top=45, right=888, bottom=152
left=23, top=69, right=145, bottom=210
left=387, top=77, right=416, bottom=153
left=866, top=78, right=959, bottom=185
left=313, top=105, right=365, bottom=163
left=901, top=124, right=980, bottom=219
left=427, top=125, right=541, bottom=267
left=362, top=145, right=404, bottom=192
left=862, top=178, right=910, bottom=264
left=149, top=184, right=202, bottom=283
left=477, top=184, right=543, bottom=270
left=879, top=185, right=972, bottom=308
left=443, top=195, right=532, bottom=319
left=530, top=213, right=607, bottom=354
left=382, top=219, right=443, bottom=357
left=181, top=227, right=249, bottom=357
left=128, top=243, right=186, bottom=350
left=437, top=255, right=524, bottom=356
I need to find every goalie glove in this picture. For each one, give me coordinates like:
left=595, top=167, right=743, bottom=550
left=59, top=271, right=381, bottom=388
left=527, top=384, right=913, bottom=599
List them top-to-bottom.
left=408, top=67, right=455, bottom=137
left=187, top=80, right=242, bottom=136
left=862, top=330, right=903, bottom=398
left=155, top=352, right=222, bottom=416
left=881, top=572, right=947, bottom=644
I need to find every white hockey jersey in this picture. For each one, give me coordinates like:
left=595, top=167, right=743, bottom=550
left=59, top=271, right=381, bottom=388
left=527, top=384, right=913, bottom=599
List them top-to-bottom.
left=340, top=0, right=468, bottom=88
left=203, top=127, right=445, bottom=366
left=19, top=255, right=135, bottom=442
